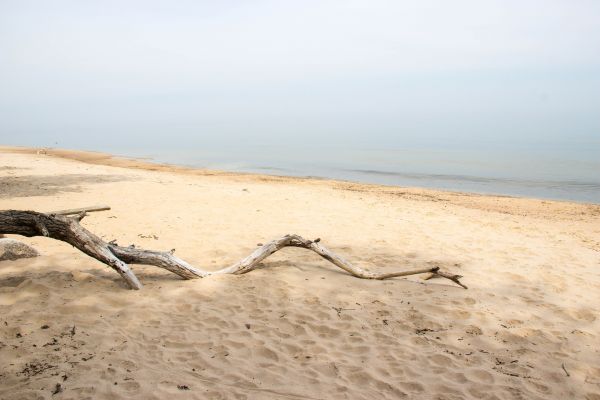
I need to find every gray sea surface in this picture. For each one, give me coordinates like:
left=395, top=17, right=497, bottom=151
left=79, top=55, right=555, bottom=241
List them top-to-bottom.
left=96, top=144, right=600, bottom=204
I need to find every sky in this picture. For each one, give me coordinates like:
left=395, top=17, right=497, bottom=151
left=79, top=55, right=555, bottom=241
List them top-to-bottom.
left=0, top=0, right=599, bottom=153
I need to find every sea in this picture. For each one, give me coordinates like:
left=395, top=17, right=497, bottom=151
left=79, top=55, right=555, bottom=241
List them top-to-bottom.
left=99, top=144, right=600, bottom=204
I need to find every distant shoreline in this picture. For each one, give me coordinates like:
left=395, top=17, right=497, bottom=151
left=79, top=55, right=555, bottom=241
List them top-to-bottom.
left=1, top=145, right=598, bottom=207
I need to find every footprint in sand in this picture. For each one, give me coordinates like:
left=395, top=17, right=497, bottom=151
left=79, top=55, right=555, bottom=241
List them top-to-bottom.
left=429, top=354, right=454, bottom=367
left=470, top=369, right=495, bottom=383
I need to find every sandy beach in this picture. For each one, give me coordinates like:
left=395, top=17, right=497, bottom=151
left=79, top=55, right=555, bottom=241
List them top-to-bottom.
left=1, top=146, right=599, bottom=400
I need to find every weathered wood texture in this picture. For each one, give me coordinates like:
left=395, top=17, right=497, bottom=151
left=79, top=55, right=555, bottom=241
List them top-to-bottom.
left=49, top=205, right=111, bottom=216
left=0, top=210, right=467, bottom=290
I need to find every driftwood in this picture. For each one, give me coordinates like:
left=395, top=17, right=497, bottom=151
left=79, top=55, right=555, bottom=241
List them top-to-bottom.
left=50, top=205, right=111, bottom=216
left=0, top=210, right=467, bottom=290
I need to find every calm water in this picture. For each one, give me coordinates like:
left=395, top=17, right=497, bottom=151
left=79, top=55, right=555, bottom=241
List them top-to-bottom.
left=101, top=144, right=600, bottom=204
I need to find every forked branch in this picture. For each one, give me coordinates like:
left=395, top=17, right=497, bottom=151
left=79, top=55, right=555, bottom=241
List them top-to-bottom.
left=0, top=210, right=467, bottom=290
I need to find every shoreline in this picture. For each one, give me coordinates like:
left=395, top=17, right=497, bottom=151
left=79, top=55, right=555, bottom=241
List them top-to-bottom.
left=2, top=145, right=598, bottom=211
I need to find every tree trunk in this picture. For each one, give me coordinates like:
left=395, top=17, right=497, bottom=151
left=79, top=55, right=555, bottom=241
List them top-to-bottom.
left=0, top=210, right=466, bottom=290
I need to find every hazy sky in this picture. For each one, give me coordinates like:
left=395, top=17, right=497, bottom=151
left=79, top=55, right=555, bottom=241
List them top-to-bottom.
left=0, top=0, right=599, bottom=152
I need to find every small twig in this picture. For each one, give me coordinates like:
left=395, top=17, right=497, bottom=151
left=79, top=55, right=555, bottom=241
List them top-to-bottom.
left=50, top=205, right=110, bottom=216
left=434, top=270, right=467, bottom=289
left=561, top=363, right=570, bottom=377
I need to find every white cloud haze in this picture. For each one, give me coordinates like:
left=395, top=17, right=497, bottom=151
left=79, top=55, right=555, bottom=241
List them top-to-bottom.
left=0, top=0, right=599, bottom=151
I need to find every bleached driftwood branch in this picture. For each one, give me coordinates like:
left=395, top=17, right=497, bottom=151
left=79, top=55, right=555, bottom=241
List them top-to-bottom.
left=49, top=205, right=111, bottom=216
left=0, top=210, right=467, bottom=290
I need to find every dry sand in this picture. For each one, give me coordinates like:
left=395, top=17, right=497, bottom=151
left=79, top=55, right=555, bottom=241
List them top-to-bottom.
left=0, top=146, right=599, bottom=400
